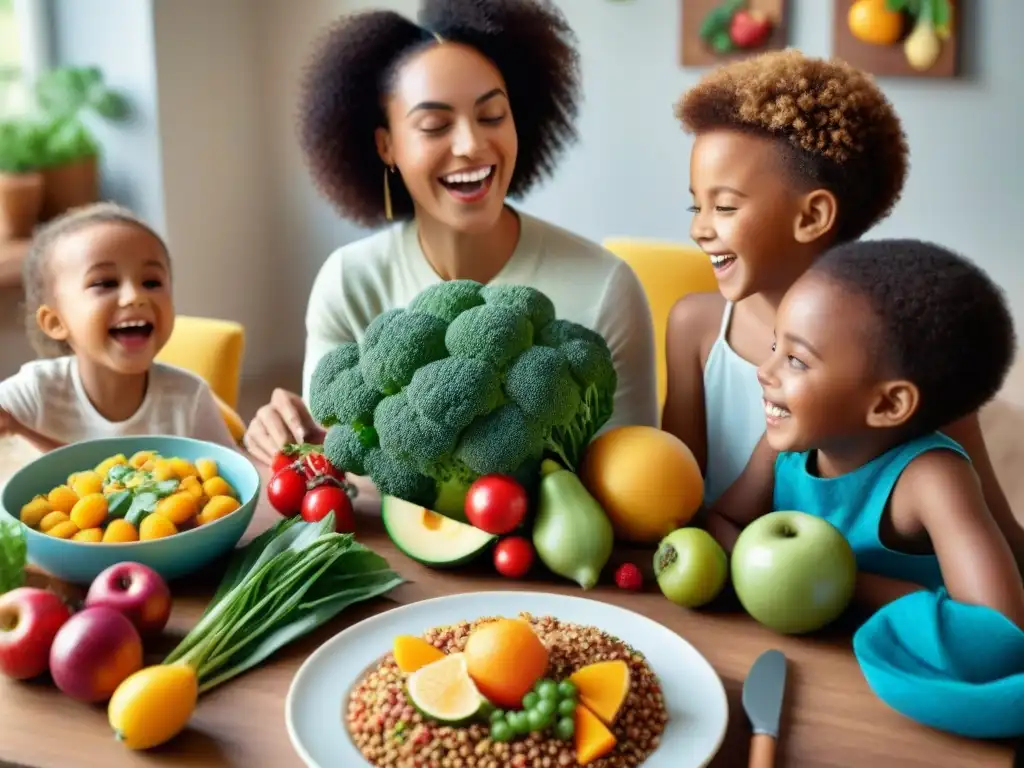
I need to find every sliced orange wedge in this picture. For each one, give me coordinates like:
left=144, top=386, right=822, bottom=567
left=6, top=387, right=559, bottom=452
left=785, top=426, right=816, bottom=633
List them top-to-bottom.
left=392, top=635, right=445, bottom=674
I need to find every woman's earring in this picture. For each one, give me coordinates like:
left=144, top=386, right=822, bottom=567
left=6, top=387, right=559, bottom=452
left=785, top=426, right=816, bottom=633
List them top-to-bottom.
left=384, top=165, right=395, bottom=221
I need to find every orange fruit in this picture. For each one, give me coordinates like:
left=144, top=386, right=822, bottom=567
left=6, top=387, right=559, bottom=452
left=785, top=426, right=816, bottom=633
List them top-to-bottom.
left=848, top=0, right=904, bottom=46
left=580, top=426, right=703, bottom=543
left=463, top=619, right=548, bottom=708
left=393, top=635, right=445, bottom=674
left=568, top=660, right=631, bottom=726
left=574, top=703, right=617, bottom=765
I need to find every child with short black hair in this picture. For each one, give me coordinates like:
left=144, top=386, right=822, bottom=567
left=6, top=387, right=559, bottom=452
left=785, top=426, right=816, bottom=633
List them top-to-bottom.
left=0, top=202, right=236, bottom=451
left=709, top=238, right=1024, bottom=628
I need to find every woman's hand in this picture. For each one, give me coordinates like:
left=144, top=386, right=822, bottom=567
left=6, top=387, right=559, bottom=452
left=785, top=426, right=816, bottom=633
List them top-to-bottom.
left=243, top=388, right=326, bottom=466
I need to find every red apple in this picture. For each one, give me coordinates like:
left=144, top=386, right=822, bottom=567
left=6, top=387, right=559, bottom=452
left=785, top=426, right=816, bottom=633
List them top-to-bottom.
left=85, top=561, right=172, bottom=636
left=0, top=587, right=72, bottom=680
left=49, top=606, right=143, bottom=702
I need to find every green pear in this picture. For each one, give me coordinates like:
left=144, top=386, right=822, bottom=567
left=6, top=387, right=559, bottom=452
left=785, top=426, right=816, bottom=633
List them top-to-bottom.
left=532, top=459, right=614, bottom=589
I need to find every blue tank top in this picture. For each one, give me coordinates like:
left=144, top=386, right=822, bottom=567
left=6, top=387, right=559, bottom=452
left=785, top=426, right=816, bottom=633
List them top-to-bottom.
left=702, top=302, right=764, bottom=505
left=773, top=432, right=968, bottom=591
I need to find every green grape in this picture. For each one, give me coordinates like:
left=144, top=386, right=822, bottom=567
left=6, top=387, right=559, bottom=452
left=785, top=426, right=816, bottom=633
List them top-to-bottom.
left=536, top=679, right=558, bottom=700
left=557, top=680, right=577, bottom=698
left=522, top=692, right=540, bottom=710
left=535, top=698, right=557, bottom=717
left=557, top=698, right=577, bottom=717
left=527, top=707, right=553, bottom=732
left=490, top=709, right=507, bottom=723
left=508, top=711, right=532, bottom=734
left=554, top=716, right=575, bottom=741
left=490, top=720, right=514, bottom=743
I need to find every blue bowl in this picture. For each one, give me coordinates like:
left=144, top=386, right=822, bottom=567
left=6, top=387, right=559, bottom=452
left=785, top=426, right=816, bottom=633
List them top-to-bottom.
left=0, top=435, right=261, bottom=585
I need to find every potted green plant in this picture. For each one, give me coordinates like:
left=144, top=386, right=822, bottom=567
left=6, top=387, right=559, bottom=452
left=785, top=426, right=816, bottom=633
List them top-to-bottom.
left=32, top=66, right=129, bottom=220
left=0, top=118, right=47, bottom=239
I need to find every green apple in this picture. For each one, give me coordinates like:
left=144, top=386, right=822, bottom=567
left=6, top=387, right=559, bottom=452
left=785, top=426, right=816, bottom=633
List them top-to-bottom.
left=731, top=510, right=857, bottom=635
left=653, top=527, right=729, bottom=608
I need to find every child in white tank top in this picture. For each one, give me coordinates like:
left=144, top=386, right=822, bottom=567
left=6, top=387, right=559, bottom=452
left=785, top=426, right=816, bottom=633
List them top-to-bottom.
left=665, top=50, right=908, bottom=505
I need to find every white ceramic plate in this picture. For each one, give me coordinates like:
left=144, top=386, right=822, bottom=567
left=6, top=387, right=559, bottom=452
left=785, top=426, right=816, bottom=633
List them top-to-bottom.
left=285, top=591, right=729, bottom=768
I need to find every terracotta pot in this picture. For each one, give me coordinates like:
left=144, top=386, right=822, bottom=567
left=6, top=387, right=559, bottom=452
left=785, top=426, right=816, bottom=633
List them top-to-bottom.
left=41, top=155, right=99, bottom=221
left=0, top=170, right=45, bottom=240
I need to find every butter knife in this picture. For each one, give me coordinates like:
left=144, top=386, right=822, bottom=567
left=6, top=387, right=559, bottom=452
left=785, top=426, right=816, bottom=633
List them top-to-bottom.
left=742, top=649, right=788, bottom=768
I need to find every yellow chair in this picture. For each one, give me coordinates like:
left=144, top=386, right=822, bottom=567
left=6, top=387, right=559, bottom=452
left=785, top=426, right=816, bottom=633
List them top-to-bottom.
left=602, top=238, right=718, bottom=408
left=155, top=316, right=246, bottom=444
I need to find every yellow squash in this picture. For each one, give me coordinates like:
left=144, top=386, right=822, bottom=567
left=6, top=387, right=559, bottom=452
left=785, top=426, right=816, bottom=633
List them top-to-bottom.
left=108, top=663, right=198, bottom=750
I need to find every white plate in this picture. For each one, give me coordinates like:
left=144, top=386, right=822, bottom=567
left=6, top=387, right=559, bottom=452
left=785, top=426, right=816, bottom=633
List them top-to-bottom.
left=285, top=591, right=729, bottom=768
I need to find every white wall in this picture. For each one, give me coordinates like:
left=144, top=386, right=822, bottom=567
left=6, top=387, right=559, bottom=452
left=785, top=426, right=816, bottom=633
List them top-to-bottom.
left=3, top=0, right=1022, bottom=389
left=151, top=0, right=275, bottom=372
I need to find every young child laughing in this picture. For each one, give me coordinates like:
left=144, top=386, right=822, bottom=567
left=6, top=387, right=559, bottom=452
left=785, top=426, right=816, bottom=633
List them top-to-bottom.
left=0, top=203, right=236, bottom=451
left=707, top=238, right=1024, bottom=628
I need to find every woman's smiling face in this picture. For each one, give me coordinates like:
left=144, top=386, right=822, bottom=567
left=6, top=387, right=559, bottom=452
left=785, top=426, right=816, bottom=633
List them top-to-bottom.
left=376, top=42, right=518, bottom=234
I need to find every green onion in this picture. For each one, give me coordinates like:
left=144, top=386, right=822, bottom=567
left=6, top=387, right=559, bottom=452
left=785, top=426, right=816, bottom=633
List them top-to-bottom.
left=163, top=512, right=403, bottom=693
left=0, top=516, right=26, bottom=594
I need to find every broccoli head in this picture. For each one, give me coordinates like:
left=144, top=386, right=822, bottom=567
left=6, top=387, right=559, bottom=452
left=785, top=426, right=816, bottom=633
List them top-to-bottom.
left=309, top=280, right=618, bottom=519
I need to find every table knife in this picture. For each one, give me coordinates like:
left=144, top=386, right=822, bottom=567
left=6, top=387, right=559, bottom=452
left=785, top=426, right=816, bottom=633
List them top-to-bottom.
left=742, top=649, right=788, bottom=768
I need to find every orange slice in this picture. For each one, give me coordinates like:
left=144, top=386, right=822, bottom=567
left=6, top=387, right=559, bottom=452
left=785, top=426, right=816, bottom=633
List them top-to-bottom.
left=393, top=635, right=445, bottom=674
left=568, top=659, right=630, bottom=726
left=574, top=703, right=617, bottom=765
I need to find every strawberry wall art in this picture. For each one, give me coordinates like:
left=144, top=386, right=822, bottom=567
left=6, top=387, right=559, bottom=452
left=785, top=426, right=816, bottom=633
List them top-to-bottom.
left=681, top=0, right=789, bottom=67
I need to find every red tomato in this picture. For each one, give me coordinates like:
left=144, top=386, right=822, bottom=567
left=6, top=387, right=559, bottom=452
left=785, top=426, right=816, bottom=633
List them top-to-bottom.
left=271, top=451, right=296, bottom=476
left=302, top=452, right=344, bottom=482
left=267, top=468, right=307, bottom=517
left=464, top=474, right=528, bottom=535
left=301, top=484, right=355, bottom=533
left=493, top=537, right=534, bottom=579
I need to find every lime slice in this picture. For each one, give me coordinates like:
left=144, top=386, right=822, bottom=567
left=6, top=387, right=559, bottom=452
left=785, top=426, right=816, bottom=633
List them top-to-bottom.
left=406, top=652, right=487, bottom=725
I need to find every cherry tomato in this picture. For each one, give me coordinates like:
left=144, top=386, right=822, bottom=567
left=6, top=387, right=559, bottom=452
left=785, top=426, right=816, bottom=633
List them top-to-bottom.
left=271, top=451, right=296, bottom=476
left=302, top=452, right=344, bottom=482
left=267, top=468, right=307, bottom=517
left=464, top=474, right=528, bottom=535
left=301, top=484, right=355, bottom=533
left=493, top=537, right=534, bottom=579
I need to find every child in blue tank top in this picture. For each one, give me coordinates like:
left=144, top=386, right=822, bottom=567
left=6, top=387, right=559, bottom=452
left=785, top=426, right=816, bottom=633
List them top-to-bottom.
left=707, top=239, right=1024, bottom=629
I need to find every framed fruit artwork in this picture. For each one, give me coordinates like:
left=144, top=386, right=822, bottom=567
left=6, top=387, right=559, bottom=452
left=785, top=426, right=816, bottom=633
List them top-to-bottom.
left=680, top=0, right=789, bottom=67
left=832, top=0, right=959, bottom=77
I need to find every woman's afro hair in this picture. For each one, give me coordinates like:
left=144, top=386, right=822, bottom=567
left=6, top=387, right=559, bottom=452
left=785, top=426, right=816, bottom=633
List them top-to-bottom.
left=297, top=0, right=581, bottom=227
left=677, top=49, right=909, bottom=243
left=811, top=239, right=1016, bottom=435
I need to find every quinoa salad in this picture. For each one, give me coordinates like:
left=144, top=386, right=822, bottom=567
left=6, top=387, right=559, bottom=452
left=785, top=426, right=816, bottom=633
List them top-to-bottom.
left=346, top=613, right=669, bottom=767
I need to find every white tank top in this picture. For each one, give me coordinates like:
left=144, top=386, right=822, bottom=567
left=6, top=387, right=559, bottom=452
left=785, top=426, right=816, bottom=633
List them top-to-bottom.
left=702, top=302, right=765, bottom=505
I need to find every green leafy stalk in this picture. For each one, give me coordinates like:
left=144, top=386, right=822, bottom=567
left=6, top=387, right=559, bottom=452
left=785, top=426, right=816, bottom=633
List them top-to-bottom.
left=163, top=513, right=403, bottom=694
left=0, top=517, right=27, bottom=594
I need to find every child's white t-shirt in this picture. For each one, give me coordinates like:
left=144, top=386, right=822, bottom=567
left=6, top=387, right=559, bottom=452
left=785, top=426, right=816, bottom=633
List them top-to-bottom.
left=0, top=356, right=238, bottom=448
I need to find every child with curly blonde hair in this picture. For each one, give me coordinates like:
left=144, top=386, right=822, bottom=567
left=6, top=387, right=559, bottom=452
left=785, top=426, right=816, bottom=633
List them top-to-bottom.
left=664, top=49, right=1024, bottom=570
left=0, top=203, right=237, bottom=451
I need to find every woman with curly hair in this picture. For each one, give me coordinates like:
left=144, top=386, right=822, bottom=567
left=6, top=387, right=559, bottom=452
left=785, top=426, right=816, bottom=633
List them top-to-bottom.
left=243, top=0, right=658, bottom=466
left=664, top=49, right=1024, bottom=572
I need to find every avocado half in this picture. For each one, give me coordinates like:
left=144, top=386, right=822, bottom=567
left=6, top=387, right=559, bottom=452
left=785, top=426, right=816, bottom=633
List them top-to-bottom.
left=381, top=495, right=496, bottom=568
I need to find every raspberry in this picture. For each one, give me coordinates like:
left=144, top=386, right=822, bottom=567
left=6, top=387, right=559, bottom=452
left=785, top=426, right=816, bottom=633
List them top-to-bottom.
left=615, top=563, right=643, bottom=591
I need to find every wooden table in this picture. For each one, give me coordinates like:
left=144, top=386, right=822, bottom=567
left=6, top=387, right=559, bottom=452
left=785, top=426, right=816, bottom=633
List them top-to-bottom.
left=0, top=490, right=1017, bottom=768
